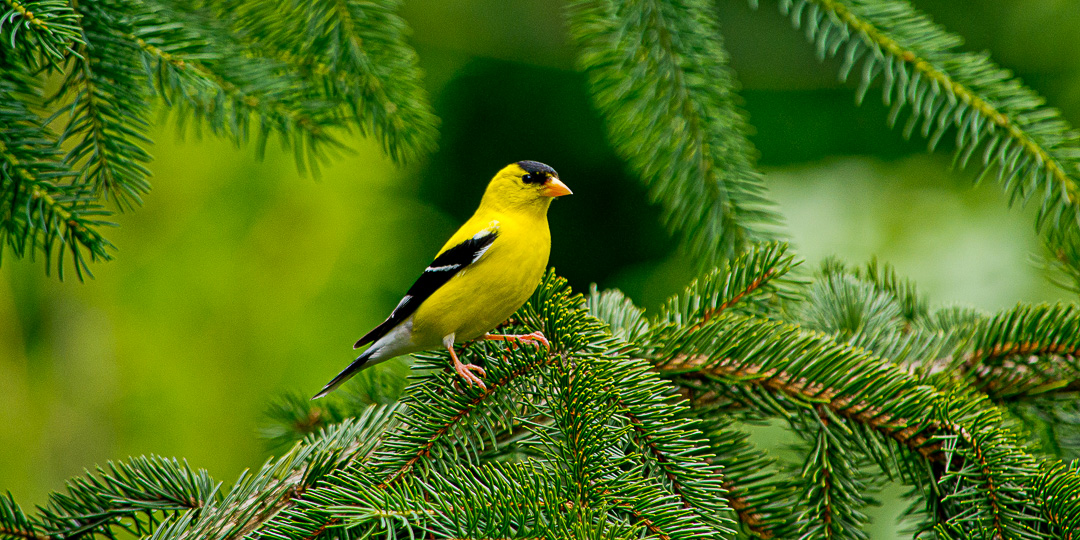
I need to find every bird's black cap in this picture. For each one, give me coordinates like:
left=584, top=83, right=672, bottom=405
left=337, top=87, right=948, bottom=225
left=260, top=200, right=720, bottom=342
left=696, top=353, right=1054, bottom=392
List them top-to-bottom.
left=517, top=160, right=558, bottom=178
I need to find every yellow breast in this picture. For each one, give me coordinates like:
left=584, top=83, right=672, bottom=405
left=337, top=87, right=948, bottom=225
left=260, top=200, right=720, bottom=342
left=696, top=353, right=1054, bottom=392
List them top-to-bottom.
left=409, top=210, right=551, bottom=347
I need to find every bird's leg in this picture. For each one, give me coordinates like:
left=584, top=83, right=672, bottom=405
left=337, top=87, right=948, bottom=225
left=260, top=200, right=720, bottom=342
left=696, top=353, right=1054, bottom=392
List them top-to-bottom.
left=481, top=330, right=550, bottom=352
left=444, top=334, right=487, bottom=391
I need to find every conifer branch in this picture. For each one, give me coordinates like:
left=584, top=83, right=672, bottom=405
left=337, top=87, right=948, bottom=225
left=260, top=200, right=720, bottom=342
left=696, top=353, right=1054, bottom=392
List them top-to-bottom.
left=0, top=0, right=82, bottom=61
left=2, top=0, right=437, bottom=277
left=56, top=0, right=154, bottom=210
left=223, top=0, right=439, bottom=163
left=568, top=0, right=779, bottom=267
left=755, top=0, right=1080, bottom=278
left=132, top=29, right=337, bottom=157
left=0, top=68, right=114, bottom=279
left=655, top=242, right=801, bottom=329
left=646, top=295, right=1045, bottom=536
left=957, top=304, right=1080, bottom=401
left=375, top=351, right=552, bottom=490
left=662, top=351, right=941, bottom=460
left=606, top=355, right=731, bottom=532
left=934, top=397, right=1042, bottom=538
left=168, top=407, right=397, bottom=540
left=698, top=418, right=801, bottom=539
left=796, top=426, right=871, bottom=540
left=717, top=444, right=803, bottom=537
left=33, top=456, right=218, bottom=539
left=1035, top=461, right=1080, bottom=538
left=0, top=493, right=46, bottom=540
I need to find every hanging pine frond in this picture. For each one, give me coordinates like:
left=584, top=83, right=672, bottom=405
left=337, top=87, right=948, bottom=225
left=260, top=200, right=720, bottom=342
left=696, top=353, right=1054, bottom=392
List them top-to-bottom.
left=0, top=0, right=82, bottom=63
left=1, top=0, right=438, bottom=278
left=55, top=0, right=155, bottom=210
left=223, top=0, right=439, bottom=163
left=568, top=0, right=780, bottom=267
left=752, top=0, right=1080, bottom=279
left=0, top=64, right=113, bottom=279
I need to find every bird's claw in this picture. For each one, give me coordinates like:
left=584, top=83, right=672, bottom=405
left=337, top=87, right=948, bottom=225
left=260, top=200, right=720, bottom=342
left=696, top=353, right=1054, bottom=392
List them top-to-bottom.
left=482, top=331, right=550, bottom=352
left=518, top=331, right=550, bottom=351
left=453, top=359, right=487, bottom=391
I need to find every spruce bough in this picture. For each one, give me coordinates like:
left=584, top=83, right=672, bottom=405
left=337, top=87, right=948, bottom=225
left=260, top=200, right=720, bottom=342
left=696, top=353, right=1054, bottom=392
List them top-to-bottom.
left=4, top=0, right=1080, bottom=539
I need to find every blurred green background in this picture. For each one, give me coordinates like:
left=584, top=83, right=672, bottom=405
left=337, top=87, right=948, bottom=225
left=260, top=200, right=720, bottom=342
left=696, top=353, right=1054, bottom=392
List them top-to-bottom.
left=2, top=1, right=1078, bottom=537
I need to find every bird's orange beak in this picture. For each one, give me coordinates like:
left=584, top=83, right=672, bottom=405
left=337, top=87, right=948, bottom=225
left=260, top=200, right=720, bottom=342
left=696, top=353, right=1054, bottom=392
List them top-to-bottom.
left=541, top=177, right=572, bottom=198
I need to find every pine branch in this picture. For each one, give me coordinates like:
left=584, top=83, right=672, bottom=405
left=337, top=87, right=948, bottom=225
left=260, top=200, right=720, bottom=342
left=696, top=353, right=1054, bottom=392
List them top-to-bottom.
left=0, top=0, right=82, bottom=63
left=2, top=0, right=438, bottom=277
left=56, top=0, right=154, bottom=210
left=125, top=0, right=345, bottom=176
left=220, top=0, right=438, bottom=163
left=568, top=0, right=780, bottom=267
left=754, top=0, right=1080, bottom=277
left=0, top=66, right=115, bottom=279
left=1043, top=225, right=1080, bottom=296
left=653, top=242, right=802, bottom=330
left=819, top=257, right=929, bottom=324
left=262, top=272, right=592, bottom=539
left=263, top=272, right=737, bottom=540
left=797, top=272, right=905, bottom=351
left=588, top=285, right=651, bottom=343
left=961, top=304, right=1080, bottom=401
left=650, top=308, right=1047, bottom=536
left=542, top=352, right=727, bottom=540
left=605, top=355, right=731, bottom=532
left=260, top=387, right=401, bottom=450
left=934, top=396, right=1042, bottom=539
left=159, top=406, right=399, bottom=540
left=697, top=418, right=802, bottom=539
left=796, top=425, right=872, bottom=540
left=34, top=455, right=219, bottom=538
left=1035, top=461, right=1080, bottom=539
left=308, top=462, right=552, bottom=538
left=0, top=493, right=45, bottom=540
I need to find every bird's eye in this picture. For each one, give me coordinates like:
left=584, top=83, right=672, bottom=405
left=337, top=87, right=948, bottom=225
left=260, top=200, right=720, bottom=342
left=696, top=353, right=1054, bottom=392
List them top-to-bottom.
left=522, top=173, right=546, bottom=185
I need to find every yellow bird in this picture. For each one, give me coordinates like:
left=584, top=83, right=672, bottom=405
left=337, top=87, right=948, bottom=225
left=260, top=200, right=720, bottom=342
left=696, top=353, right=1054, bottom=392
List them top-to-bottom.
left=313, top=161, right=572, bottom=399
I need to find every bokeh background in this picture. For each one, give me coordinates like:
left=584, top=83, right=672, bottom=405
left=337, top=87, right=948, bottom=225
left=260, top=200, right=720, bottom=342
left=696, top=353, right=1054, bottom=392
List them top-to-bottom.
left=2, top=1, right=1079, bottom=537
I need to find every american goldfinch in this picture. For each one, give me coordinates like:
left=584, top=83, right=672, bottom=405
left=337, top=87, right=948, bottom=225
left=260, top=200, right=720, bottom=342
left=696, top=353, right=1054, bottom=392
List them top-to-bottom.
left=313, top=161, right=572, bottom=399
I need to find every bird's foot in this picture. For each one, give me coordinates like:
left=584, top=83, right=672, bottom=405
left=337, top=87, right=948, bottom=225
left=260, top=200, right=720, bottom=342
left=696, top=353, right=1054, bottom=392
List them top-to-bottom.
left=482, top=331, right=550, bottom=352
left=448, top=347, right=487, bottom=391
left=454, top=360, right=487, bottom=390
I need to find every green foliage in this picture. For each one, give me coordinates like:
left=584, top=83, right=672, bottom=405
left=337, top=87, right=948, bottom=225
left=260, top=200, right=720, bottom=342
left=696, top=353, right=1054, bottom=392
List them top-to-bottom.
left=0, top=0, right=82, bottom=63
left=1, top=0, right=437, bottom=279
left=6, top=0, right=1080, bottom=538
left=567, top=0, right=780, bottom=267
left=751, top=0, right=1080, bottom=284
left=0, top=63, right=113, bottom=279
left=5, top=248, right=1080, bottom=538
left=1035, top=461, right=1080, bottom=538
left=0, top=492, right=36, bottom=540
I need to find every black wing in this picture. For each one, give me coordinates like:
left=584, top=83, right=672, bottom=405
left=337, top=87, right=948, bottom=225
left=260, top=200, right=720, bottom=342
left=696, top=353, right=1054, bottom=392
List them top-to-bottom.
left=353, top=227, right=499, bottom=348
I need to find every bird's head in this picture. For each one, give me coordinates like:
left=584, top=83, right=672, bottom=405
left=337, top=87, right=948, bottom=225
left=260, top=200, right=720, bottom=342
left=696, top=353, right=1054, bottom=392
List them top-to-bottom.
left=480, top=160, right=572, bottom=214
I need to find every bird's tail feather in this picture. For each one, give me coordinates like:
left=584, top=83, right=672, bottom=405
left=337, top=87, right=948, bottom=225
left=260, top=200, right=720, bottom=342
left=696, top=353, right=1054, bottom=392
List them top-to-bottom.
left=312, top=347, right=376, bottom=400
